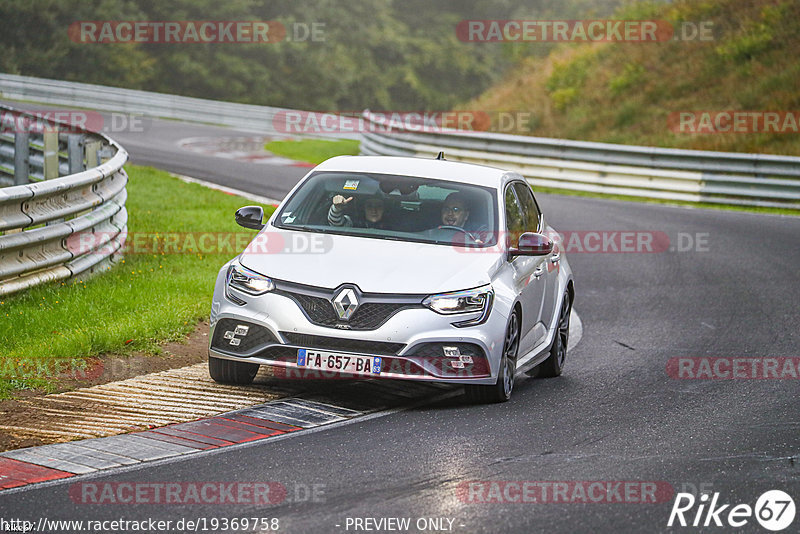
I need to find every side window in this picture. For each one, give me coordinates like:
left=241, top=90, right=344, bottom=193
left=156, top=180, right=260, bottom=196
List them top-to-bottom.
left=512, top=182, right=541, bottom=232
left=504, top=186, right=525, bottom=247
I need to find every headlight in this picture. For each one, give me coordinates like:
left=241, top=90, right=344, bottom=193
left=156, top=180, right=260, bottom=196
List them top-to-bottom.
left=226, top=261, right=275, bottom=298
left=423, top=285, right=493, bottom=326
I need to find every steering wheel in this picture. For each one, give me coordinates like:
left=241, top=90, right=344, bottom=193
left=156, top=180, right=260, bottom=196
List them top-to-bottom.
left=437, top=225, right=481, bottom=243
left=438, top=225, right=468, bottom=233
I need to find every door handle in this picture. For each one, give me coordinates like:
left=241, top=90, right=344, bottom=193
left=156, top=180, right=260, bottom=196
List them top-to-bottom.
left=550, top=252, right=561, bottom=264
left=533, top=265, right=544, bottom=278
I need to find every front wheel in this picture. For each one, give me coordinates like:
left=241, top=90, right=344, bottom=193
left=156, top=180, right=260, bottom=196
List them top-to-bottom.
left=536, top=290, right=571, bottom=378
left=465, top=311, right=519, bottom=403
left=209, top=356, right=259, bottom=385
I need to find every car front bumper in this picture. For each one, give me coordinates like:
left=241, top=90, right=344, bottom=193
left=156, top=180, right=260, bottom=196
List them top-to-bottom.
left=209, top=278, right=509, bottom=385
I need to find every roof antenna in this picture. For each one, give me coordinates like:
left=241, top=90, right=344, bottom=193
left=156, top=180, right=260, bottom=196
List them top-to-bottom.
left=436, top=151, right=445, bottom=160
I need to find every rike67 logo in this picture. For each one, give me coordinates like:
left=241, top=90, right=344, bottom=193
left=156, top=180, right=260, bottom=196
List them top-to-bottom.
left=668, top=490, right=795, bottom=531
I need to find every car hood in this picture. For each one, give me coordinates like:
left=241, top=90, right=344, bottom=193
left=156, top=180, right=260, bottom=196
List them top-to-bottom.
left=238, top=227, right=504, bottom=294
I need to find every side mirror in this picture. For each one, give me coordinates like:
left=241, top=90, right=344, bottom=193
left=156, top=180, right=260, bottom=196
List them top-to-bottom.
left=235, top=206, right=265, bottom=230
left=509, top=232, right=553, bottom=258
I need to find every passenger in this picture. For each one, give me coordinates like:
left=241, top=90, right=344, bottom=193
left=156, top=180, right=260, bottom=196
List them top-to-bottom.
left=328, top=194, right=387, bottom=229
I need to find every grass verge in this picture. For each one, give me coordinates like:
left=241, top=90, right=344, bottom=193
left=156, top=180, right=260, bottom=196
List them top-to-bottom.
left=265, top=138, right=360, bottom=164
left=0, top=165, right=274, bottom=399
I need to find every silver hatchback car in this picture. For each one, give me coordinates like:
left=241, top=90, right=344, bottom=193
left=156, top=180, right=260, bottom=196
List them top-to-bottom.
left=208, top=155, right=574, bottom=402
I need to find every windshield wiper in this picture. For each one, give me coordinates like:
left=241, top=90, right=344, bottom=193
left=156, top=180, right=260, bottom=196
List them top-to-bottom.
left=281, top=224, right=334, bottom=234
left=348, top=233, right=406, bottom=242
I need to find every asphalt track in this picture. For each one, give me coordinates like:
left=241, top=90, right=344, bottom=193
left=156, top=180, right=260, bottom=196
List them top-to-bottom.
left=1, top=106, right=799, bottom=533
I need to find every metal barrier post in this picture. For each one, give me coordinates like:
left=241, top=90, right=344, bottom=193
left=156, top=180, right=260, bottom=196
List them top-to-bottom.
left=42, top=129, right=59, bottom=180
left=13, top=131, right=30, bottom=185
left=67, top=134, right=85, bottom=174
left=84, top=140, right=101, bottom=168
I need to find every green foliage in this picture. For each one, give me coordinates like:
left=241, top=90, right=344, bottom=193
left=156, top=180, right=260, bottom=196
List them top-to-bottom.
left=0, top=0, right=627, bottom=111
left=0, top=0, right=155, bottom=87
left=471, top=0, right=800, bottom=156
left=714, top=1, right=794, bottom=63
left=715, top=25, right=773, bottom=63
left=545, top=49, right=597, bottom=110
left=546, top=50, right=596, bottom=92
left=608, top=62, right=646, bottom=96
left=549, top=88, right=579, bottom=111
left=613, top=100, right=640, bottom=128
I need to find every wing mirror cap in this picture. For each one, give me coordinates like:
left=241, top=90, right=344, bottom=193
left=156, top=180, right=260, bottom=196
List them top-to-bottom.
left=235, top=206, right=265, bottom=230
left=509, top=232, right=553, bottom=257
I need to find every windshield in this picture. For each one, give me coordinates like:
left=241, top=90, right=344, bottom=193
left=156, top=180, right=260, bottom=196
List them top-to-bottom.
left=274, top=171, right=498, bottom=247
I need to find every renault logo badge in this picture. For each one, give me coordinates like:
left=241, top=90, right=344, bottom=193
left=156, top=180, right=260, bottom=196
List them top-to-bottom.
left=332, top=287, right=359, bottom=320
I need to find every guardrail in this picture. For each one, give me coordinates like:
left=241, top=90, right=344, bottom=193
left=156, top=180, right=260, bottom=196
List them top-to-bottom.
left=0, top=73, right=356, bottom=139
left=4, top=75, right=798, bottom=209
left=0, top=104, right=128, bottom=296
left=359, top=112, right=800, bottom=209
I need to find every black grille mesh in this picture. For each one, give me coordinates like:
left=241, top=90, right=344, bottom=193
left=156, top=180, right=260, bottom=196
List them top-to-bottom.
left=282, top=291, right=418, bottom=330
left=290, top=293, right=338, bottom=324
left=281, top=332, right=405, bottom=355
left=256, top=346, right=298, bottom=361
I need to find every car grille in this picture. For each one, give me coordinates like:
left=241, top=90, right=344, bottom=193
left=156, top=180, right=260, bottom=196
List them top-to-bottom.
left=280, top=291, right=420, bottom=330
left=211, top=319, right=277, bottom=354
left=281, top=332, right=405, bottom=355
left=255, top=345, right=298, bottom=361
left=379, top=357, right=426, bottom=376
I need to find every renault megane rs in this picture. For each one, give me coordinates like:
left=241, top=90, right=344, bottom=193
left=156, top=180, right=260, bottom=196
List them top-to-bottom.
left=208, top=155, right=574, bottom=402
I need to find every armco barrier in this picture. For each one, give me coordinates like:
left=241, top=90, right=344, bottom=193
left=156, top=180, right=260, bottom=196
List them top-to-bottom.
left=0, top=73, right=357, bottom=139
left=0, top=104, right=127, bottom=296
left=358, top=111, right=800, bottom=209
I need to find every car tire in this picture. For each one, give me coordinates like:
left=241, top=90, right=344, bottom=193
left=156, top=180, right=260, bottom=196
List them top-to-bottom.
left=536, top=290, right=571, bottom=378
left=465, top=311, right=519, bottom=403
left=208, top=356, right=259, bottom=385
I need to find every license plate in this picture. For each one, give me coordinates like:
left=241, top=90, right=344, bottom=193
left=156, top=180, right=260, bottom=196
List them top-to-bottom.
left=297, top=349, right=381, bottom=375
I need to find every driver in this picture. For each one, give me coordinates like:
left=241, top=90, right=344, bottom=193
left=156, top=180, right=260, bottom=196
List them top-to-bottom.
left=438, top=192, right=489, bottom=244
left=440, top=192, right=470, bottom=228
